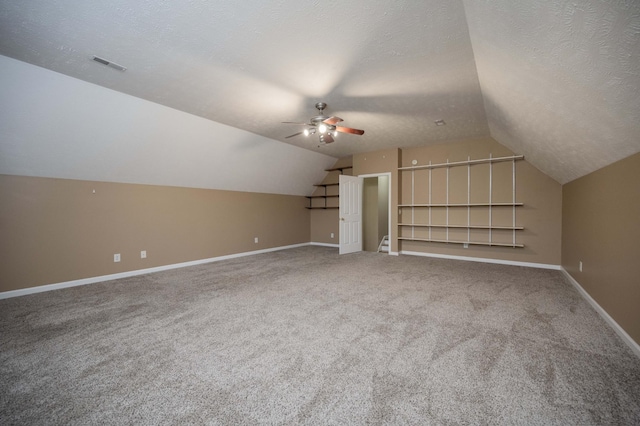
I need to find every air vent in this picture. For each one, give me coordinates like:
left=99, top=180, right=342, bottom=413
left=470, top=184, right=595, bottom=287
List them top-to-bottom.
left=92, top=56, right=126, bottom=72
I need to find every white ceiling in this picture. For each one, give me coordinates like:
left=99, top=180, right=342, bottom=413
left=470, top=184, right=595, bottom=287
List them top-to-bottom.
left=1, top=0, right=639, bottom=184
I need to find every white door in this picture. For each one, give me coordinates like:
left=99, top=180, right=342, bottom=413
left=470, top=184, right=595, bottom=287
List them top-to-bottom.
left=339, top=174, right=363, bottom=254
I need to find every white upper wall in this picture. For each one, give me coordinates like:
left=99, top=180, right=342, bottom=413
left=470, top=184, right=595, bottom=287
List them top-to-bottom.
left=0, top=55, right=336, bottom=196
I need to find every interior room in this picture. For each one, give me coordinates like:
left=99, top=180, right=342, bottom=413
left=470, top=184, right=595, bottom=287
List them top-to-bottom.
left=1, top=0, right=639, bottom=423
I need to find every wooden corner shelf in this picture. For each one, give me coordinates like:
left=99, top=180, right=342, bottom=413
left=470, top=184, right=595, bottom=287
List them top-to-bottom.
left=325, top=166, right=353, bottom=172
left=308, top=182, right=339, bottom=209
left=305, top=206, right=339, bottom=210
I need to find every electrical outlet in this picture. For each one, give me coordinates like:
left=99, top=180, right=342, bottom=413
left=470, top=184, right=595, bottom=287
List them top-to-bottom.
left=331, top=233, right=334, bottom=239
left=254, top=237, right=259, bottom=244
left=463, top=243, right=469, bottom=249
left=141, top=250, right=147, bottom=259
left=114, top=253, right=121, bottom=262
left=579, top=261, right=583, bottom=272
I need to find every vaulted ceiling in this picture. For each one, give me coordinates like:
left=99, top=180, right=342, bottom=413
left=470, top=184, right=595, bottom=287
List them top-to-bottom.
left=1, top=0, right=638, bottom=184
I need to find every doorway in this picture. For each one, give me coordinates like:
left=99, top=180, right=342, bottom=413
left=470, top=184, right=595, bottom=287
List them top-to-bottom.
left=362, top=175, right=390, bottom=252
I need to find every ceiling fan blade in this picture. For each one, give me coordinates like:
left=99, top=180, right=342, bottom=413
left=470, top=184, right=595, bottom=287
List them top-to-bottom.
left=323, top=116, right=343, bottom=125
left=282, top=121, right=309, bottom=125
left=336, top=126, right=365, bottom=135
left=285, top=131, right=304, bottom=139
left=322, top=134, right=334, bottom=144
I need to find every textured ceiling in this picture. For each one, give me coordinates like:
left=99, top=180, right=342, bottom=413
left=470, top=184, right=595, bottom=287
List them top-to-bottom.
left=0, top=0, right=639, bottom=184
left=464, top=0, right=640, bottom=183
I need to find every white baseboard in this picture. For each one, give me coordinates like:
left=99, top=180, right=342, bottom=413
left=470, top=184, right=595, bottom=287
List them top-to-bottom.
left=310, top=242, right=339, bottom=248
left=0, top=243, right=310, bottom=300
left=310, top=243, right=397, bottom=255
left=5, top=244, right=636, bottom=358
left=400, top=250, right=561, bottom=270
left=561, top=268, right=640, bottom=358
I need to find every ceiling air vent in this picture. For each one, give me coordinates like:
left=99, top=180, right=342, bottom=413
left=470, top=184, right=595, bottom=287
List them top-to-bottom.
left=92, top=56, right=126, bottom=72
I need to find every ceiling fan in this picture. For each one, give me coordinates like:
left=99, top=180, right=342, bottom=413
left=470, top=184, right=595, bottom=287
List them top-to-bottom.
left=283, top=102, right=364, bottom=144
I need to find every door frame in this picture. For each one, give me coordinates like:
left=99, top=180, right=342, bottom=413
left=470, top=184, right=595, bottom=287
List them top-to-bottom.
left=358, top=172, right=392, bottom=255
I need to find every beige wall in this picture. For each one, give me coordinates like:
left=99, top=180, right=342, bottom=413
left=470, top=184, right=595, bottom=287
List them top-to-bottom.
left=398, top=138, right=562, bottom=265
left=328, top=139, right=561, bottom=264
left=317, top=140, right=561, bottom=263
left=4, top=142, right=636, bottom=349
left=353, top=148, right=400, bottom=252
left=309, top=152, right=398, bottom=249
left=562, top=152, right=640, bottom=345
left=310, top=153, right=398, bottom=249
left=309, top=157, right=351, bottom=244
left=0, top=175, right=310, bottom=293
left=378, top=175, right=390, bottom=246
left=362, top=176, right=390, bottom=252
left=363, top=178, right=379, bottom=252
left=310, top=210, right=339, bottom=244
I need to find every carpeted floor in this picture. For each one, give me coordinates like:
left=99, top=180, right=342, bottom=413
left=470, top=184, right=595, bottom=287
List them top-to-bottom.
left=1, top=246, right=639, bottom=425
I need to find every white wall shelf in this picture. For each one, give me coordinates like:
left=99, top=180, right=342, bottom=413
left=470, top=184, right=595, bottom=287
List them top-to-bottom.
left=399, top=154, right=525, bottom=248
left=399, top=155, right=524, bottom=171
left=398, top=203, right=523, bottom=207
left=398, top=223, right=524, bottom=230
left=398, top=237, right=524, bottom=248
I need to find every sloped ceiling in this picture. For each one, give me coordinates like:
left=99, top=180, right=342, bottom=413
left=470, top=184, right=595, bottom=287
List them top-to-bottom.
left=0, top=0, right=638, bottom=184
left=464, top=0, right=640, bottom=183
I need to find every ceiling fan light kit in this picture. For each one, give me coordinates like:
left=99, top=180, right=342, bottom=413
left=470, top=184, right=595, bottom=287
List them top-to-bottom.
left=283, top=102, right=364, bottom=145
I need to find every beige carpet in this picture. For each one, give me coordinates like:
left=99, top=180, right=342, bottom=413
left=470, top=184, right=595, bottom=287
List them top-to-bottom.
left=1, top=246, right=639, bottom=424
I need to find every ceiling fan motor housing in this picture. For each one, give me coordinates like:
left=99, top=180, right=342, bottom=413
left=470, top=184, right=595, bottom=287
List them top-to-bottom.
left=311, top=103, right=329, bottom=129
